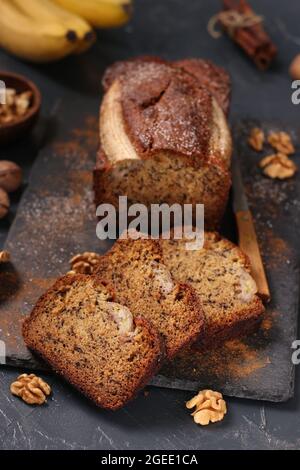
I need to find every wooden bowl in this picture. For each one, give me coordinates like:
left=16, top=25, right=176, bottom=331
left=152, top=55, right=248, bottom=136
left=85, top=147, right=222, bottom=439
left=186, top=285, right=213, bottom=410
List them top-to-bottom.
left=0, top=72, right=41, bottom=146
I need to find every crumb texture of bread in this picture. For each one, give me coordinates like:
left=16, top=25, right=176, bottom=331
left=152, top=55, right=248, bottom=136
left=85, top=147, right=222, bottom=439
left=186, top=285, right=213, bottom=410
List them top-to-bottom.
left=94, top=153, right=231, bottom=230
left=160, top=232, right=265, bottom=346
left=95, top=238, right=205, bottom=359
left=22, top=275, right=163, bottom=410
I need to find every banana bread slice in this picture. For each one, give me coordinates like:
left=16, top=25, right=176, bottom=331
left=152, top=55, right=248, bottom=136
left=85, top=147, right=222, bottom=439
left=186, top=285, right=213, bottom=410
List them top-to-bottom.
left=160, top=232, right=265, bottom=347
left=95, top=237, right=205, bottom=359
left=22, top=274, right=163, bottom=410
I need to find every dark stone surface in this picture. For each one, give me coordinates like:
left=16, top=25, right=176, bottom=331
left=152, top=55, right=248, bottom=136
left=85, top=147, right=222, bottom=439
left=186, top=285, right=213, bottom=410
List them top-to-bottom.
left=1, top=0, right=300, bottom=450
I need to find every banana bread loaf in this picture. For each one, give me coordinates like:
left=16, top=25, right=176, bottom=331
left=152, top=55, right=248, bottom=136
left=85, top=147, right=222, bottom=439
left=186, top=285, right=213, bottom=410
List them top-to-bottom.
left=94, top=57, right=232, bottom=230
left=160, top=232, right=265, bottom=347
left=95, top=236, right=205, bottom=359
left=22, top=274, right=164, bottom=410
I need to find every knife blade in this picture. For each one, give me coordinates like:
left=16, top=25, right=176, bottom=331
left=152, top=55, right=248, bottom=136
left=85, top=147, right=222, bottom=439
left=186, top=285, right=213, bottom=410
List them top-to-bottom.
left=232, top=154, right=271, bottom=303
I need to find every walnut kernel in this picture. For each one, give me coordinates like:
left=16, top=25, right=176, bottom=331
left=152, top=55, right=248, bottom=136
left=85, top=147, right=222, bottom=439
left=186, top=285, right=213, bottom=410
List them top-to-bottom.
left=0, top=89, right=33, bottom=125
left=5, top=89, right=16, bottom=107
left=15, top=91, right=33, bottom=116
left=248, top=128, right=265, bottom=152
left=268, top=131, right=295, bottom=155
left=259, top=153, right=297, bottom=180
left=0, top=160, right=22, bottom=193
left=68, top=251, right=101, bottom=275
left=10, top=373, right=51, bottom=405
left=186, top=389, right=227, bottom=425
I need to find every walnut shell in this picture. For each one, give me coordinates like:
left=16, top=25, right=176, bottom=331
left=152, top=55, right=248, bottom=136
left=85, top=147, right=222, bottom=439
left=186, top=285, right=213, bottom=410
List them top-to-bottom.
left=290, top=54, right=300, bottom=80
left=0, top=160, right=22, bottom=193
left=0, top=187, right=10, bottom=219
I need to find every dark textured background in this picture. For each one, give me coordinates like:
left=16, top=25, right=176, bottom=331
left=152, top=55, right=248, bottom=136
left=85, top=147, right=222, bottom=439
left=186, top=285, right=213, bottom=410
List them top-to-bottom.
left=1, top=0, right=300, bottom=450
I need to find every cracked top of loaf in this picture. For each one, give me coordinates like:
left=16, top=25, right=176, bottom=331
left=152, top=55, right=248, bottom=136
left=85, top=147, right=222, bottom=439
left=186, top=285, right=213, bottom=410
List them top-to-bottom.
left=102, top=56, right=231, bottom=116
left=101, top=57, right=231, bottom=165
left=174, top=58, right=231, bottom=116
left=120, top=61, right=213, bottom=160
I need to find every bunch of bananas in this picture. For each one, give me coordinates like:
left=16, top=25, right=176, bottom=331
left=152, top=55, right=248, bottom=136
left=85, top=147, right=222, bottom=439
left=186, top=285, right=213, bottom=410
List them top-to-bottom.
left=0, top=0, right=133, bottom=63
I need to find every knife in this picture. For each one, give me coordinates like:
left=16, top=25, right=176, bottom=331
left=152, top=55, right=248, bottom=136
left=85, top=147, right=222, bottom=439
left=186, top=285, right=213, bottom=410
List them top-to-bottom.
left=232, top=154, right=271, bottom=303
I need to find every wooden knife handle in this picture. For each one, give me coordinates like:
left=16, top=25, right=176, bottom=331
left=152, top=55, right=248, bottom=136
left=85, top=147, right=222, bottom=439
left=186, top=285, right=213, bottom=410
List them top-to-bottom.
left=235, top=210, right=271, bottom=303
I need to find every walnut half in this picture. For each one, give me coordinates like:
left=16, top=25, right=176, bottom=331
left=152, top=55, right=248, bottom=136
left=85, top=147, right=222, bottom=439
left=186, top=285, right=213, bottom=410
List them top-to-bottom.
left=0, top=89, right=33, bottom=125
left=248, top=128, right=265, bottom=152
left=268, top=132, right=295, bottom=155
left=259, top=153, right=297, bottom=180
left=68, top=251, right=101, bottom=275
left=10, top=374, right=51, bottom=405
left=186, top=389, right=227, bottom=425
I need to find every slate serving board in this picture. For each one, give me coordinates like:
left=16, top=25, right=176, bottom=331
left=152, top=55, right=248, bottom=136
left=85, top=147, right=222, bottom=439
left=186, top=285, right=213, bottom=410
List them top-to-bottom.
left=0, top=114, right=299, bottom=402
left=154, top=120, right=300, bottom=402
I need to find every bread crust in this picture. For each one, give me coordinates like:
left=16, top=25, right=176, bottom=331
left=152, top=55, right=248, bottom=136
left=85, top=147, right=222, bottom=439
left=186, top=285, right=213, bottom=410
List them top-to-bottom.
left=102, top=55, right=167, bottom=92
left=102, top=56, right=231, bottom=116
left=174, top=58, right=231, bottom=116
left=119, top=61, right=213, bottom=161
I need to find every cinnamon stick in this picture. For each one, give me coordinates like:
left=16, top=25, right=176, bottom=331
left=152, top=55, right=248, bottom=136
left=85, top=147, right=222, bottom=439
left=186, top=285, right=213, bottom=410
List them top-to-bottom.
left=220, top=0, right=277, bottom=70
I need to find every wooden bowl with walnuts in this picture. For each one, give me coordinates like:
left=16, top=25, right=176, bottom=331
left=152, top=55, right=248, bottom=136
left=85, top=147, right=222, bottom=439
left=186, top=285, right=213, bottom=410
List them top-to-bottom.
left=0, top=72, right=41, bottom=146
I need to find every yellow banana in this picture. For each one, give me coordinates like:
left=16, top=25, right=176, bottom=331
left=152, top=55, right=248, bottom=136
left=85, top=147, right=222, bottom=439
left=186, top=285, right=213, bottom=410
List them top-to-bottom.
left=0, top=0, right=78, bottom=62
left=12, top=0, right=96, bottom=53
left=52, top=0, right=133, bottom=28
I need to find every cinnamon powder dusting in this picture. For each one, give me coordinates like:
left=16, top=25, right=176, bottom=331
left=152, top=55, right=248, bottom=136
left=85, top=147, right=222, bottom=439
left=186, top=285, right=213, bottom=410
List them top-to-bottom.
left=52, top=115, right=99, bottom=167
left=71, top=116, right=99, bottom=149
left=53, top=141, right=87, bottom=159
left=260, top=229, right=292, bottom=271
left=261, top=315, right=273, bottom=332
left=164, top=337, right=271, bottom=381
left=219, top=340, right=271, bottom=378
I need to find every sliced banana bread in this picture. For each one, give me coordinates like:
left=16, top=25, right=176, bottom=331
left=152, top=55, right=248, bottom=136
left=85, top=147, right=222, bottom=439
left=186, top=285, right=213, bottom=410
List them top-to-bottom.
left=160, top=232, right=265, bottom=347
left=95, top=237, right=205, bottom=359
left=22, top=274, right=163, bottom=410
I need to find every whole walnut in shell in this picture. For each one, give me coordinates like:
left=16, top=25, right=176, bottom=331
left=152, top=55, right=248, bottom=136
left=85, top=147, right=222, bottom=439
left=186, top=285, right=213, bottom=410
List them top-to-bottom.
left=290, top=54, right=300, bottom=80
left=0, top=160, right=22, bottom=193
left=0, top=187, right=10, bottom=219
